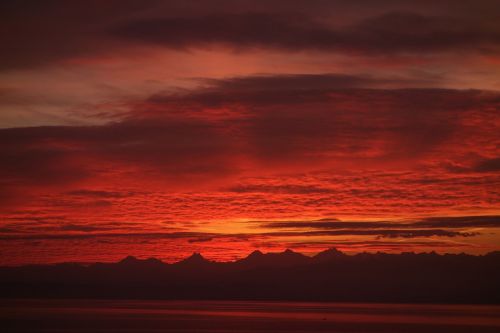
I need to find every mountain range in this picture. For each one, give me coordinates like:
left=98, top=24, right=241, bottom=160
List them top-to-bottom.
left=1, top=249, right=499, bottom=303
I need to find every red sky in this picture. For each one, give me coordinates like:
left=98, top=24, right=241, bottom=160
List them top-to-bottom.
left=1, top=0, right=500, bottom=265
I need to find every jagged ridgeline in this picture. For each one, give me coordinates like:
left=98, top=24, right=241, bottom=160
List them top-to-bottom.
left=1, top=249, right=499, bottom=303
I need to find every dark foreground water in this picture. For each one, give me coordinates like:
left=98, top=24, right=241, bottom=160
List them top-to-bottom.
left=2, top=299, right=500, bottom=333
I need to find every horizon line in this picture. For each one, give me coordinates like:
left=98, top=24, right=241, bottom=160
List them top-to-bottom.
left=5, top=247, right=499, bottom=268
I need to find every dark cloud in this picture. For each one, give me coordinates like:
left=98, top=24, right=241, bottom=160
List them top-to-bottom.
left=0, top=0, right=163, bottom=70
left=2, top=1, right=500, bottom=70
left=114, top=11, right=500, bottom=54
left=344, top=11, right=500, bottom=54
left=147, top=73, right=413, bottom=109
left=154, top=73, right=442, bottom=108
left=1, top=74, right=497, bottom=190
left=143, top=74, right=493, bottom=111
left=145, top=74, right=495, bottom=163
left=202, top=74, right=391, bottom=91
left=239, top=88, right=480, bottom=162
left=0, top=118, right=232, bottom=187
left=0, top=143, right=90, bottom=186
left=474, top=157, right=500, bottom=172
left=226, top=184, right=336, bottom=195
left=66, top=189, right=137, bottom=198
left=262, top=215, right=500, bottom=230
left=417, top=215, right=500, bottom=228
left=262, top=220, right=403, bottom=229
left=0, top=221, right=131, bottom=234
left=58, top=224, right=113, bottom=232
left=0, top=227, right=18, bottom=233
left=0, top=228, right=476, bottom=241
left=274, top=228, right=478, bottom=239
left=259, top=229, right=479, bottom=238
left=309, top=229, right=477, bottom=238
left=376, top=230, right=477, bottom=238
left=0, top=231, right=220, bottom=241
left=188, top=236, right=214, bottom=243
left=288, top=239, right=469, bottom=249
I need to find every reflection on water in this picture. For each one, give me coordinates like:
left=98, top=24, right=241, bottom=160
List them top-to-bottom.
left=3, top=299, right=500, bottom=332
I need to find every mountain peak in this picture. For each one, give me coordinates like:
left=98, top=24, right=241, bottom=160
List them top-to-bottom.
left=314, top=248, right=345, bottom=261
left=282, top=249, right=307, bottom=258
left=248, top=250, right=263, bottom=257
left=486, top=251, right=500, bottom=257
left=178, top=252, right=209, bottom=265
left=188, top=252, right=205, bottom=260
left=119, top=255, right=139, bottom=264
left=118, top=256, right=164, bottom=266
left=144, top=257, right=164, bottom=264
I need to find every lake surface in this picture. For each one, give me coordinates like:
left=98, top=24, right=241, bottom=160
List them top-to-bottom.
left=2, top=299, right=500, bottom=332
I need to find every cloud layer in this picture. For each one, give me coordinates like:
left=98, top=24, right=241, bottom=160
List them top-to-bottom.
left=1, top=0, right=499, bottom=265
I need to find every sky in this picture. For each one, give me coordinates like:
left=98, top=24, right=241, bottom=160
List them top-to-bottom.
left=1, top=0, right=499, bottom=265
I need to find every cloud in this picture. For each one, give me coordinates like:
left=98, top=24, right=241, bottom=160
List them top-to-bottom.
left=0, top=0, right=160, bottom=70
left=1, top=1, right=499, bottom=264
left=2, top=1, right=500, bottom=70
left=114, top=11, right=500, bottom=55
left=1, top=73, right=498, bottom=194
left=145, top=73, right=420, bottom=110
left=147, top=73, right=443, bottom=109
left=143, top=74, right=497, bottom=164
left=0, top=118, right=233, bottom=188
left=473, top=157, right=500, bottom=172
left=226, top=184, right=336, bottom=195
left=66, top=189, right=137, bottom=198
left=256, top=215, right=500, bottom=238
left=262, top=215, right=500, bottom=230
left=416, top=215, right=500, bottom=228
left=2, top=216, right=484, bottom=243
left=0, top=219, right=152, bottom=235
left=262, top=220, right=403, bottom=229
left=58, top=224, right=113, bottom=232
left=0, top=226, right=478, bottom=241
left=0, top=227, right=18, bottom=233
left=265, top=229, right=477, bottom=239
left=375, top=230, right=478, bottom=238
left=0, top=231, right=219, bottom=241
left=188, top=236, right=214, bottom=243
left=287, top=239, right=472, bottom=250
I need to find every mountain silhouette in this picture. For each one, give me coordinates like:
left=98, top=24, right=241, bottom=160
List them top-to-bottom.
left=313, top=247, right=345, bottom=262
left=237, top=248, right=310, bottom=268
left=1, top=249, right=499, bottom=303
left=178, top=252, right=210, bottom=266
left=118, top=256, right=164, bottom=266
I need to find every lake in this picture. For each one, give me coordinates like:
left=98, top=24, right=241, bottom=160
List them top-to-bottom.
left=2, top=299, right=500, bottom=332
